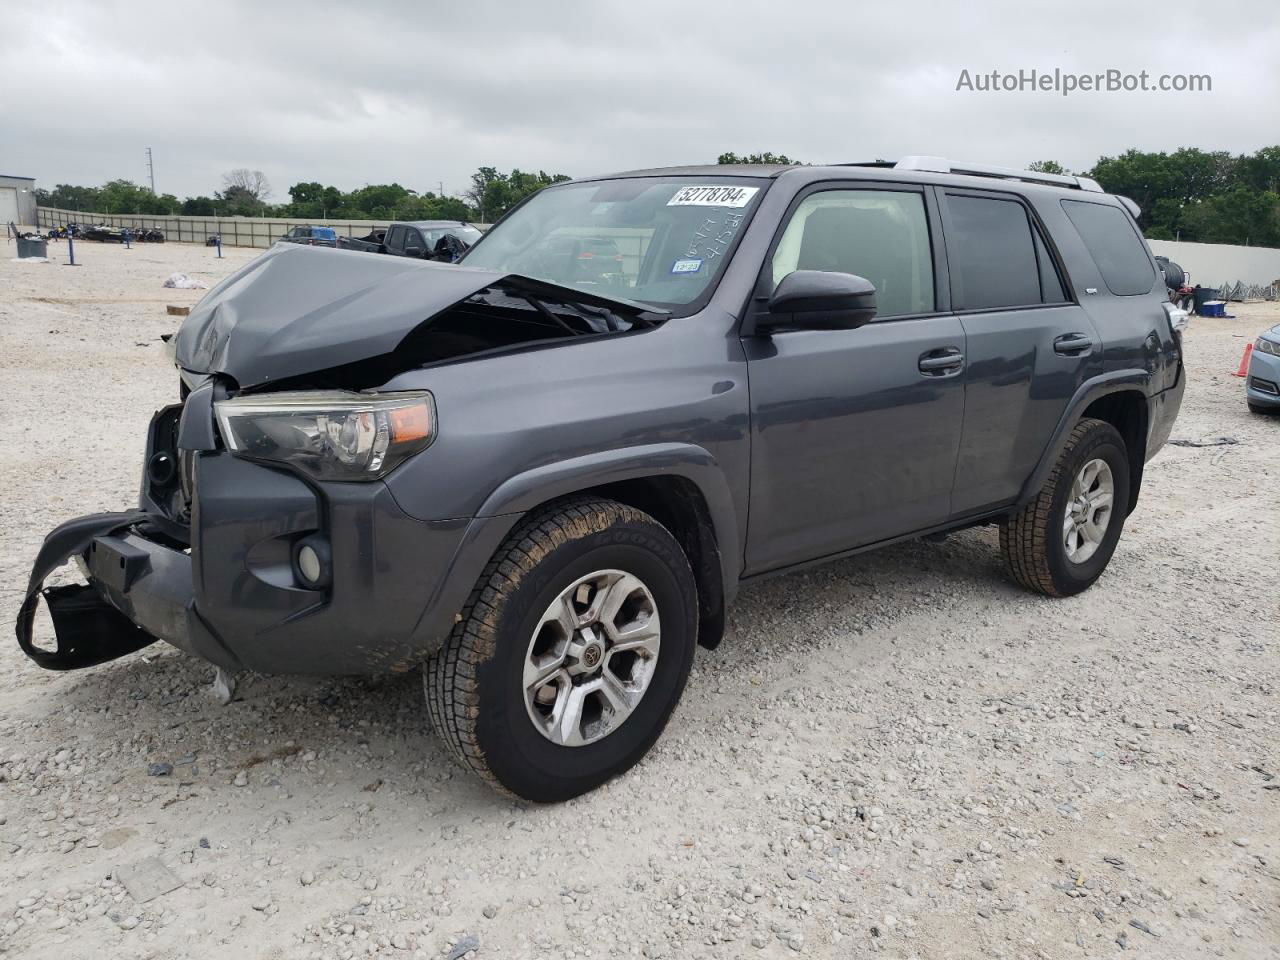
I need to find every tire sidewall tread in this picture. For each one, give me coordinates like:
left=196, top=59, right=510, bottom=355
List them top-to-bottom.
left=1000, top=418, right=1130, bottom=597
left=425, top=497, right=697, bottom=802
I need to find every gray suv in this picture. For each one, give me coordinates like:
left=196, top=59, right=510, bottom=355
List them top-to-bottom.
left=18, top=158, right=1185, bottom=801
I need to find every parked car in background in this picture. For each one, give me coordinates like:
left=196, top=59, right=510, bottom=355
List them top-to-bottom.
left=19, top=158, right=1185, bottom=802
left=337, top=221, right=481, bottom=261
left=381, top=221, right=482, bottom=262
left=82, top=224, right=125, bottom=243
left=278, top=225, right=337, bottom=247
left=337, top=228, right=386, bottom=253
left=1246, top=324, right=1280, bottom=413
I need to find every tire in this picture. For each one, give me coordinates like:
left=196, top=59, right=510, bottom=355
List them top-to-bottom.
left=1248, top=401, right=1277, bottom=415
left=1000, top=418, right=1130, bottom=597
left=424, top=497, right=698, bottom=802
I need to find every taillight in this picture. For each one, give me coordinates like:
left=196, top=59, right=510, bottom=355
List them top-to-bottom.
left=577, top=252, right=594, bottom=260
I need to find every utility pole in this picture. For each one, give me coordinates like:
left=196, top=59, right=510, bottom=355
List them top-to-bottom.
left=145, top=147, right=156, bottom=193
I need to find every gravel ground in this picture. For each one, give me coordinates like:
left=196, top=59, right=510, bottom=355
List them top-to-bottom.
left=1, top=242, right=1277, bottom=960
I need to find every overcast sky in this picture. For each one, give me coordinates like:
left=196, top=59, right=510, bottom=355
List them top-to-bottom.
left=3, top=0, right=1276, bottom=202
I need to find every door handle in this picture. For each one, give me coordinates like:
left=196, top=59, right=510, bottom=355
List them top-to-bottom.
left=1054, top=333, right=1094, bottom=355
left=918, top=348, right=964, bottom=375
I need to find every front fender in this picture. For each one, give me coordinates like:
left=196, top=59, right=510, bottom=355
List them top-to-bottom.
left=404, top=442, right=742, bottom=658
left=476, top=442, right=741, bottom=597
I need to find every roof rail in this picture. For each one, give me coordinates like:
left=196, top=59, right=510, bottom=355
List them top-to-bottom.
left=892, top=156, right=1105, bottom=192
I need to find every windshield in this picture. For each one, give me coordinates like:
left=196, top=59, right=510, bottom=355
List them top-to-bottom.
left=462, top=176, right=770, bottom=311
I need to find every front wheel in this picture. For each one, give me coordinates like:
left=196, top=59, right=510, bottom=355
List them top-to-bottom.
left=1000, top=418, right=1130, bottom=597
left=424, top=497, right=698, bottom=802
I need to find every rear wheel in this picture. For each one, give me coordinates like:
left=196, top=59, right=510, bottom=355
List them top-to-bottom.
left=1000, top=418, right=1130, bottom=597
left=424, top=497, right=698, bottom=802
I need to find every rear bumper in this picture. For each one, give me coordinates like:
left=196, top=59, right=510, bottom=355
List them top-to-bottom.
left=1145, top=362, right=1185, bottom=460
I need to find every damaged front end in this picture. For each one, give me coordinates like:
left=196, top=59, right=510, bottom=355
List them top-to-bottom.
left=173, top=243, right=663, bottom=390
left=17, top=245, right=664, bottom=674
left=16, top=395, right=240, bottom=672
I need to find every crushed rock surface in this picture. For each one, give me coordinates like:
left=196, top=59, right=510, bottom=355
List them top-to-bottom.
left=1, top=243, right=1277, bottom=958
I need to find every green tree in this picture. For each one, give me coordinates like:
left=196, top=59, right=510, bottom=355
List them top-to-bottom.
left=1235, top=146, right=1280, bottom=193
left=717, top=151, right=798, bottom=165
left=1027, top=160, right=1067, bottom=175
left=466, top=167, right=570, bottom=222
left=93, top=179, right=177, bottom=214
left=35, top=183, right=104, bottom=211
left=217, top=184, right=264, bottom=217
left=1181, top=187, right=1280, bottom=247
left=181, top=196, right=217, bottom=216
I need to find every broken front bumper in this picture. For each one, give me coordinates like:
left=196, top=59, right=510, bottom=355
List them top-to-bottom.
left=16, top=446, right=521, bottom=676
left=16, top=511, right=238, bottom=671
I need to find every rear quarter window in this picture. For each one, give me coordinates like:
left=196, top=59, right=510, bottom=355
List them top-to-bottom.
left=1061, top=200, right=1156, bottom=296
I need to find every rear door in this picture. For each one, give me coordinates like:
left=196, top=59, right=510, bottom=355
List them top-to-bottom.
left=742, top=183, right=967, bottom=573
left=939, top=188, right=1103, bottom=515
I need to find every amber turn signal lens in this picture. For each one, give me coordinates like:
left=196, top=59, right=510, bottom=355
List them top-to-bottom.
left=389, top=403, right=432, bottom=443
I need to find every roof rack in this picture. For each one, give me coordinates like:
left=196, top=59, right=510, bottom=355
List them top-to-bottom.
left=889, top=156, right=1105, bottom=192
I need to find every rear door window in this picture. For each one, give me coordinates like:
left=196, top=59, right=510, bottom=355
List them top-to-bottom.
left=944, top=194, right=1041, bottom=310
left=1061, top=199, right=1156, bottom=296
left=385, top=226, right=404, bottom=253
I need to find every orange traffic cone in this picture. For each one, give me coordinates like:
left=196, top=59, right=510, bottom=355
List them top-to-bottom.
left=1232, top=342, right=1253, bottom=377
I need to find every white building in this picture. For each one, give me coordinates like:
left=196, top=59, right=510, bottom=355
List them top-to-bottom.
left=1, top=174, right=38, bottom=228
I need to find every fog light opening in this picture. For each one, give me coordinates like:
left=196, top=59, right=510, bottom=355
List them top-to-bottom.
left=293, top=537, right=331, bottom=589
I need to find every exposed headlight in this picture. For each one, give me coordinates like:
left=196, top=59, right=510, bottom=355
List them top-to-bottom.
left=1255, top=338, right=1280, bottom=356
left=214, top=391, right=435, bottom=481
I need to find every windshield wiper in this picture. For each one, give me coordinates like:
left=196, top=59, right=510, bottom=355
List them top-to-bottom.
left=499, top=274, right=668, bottom=326
left=518, top=293, right=592, bottom=336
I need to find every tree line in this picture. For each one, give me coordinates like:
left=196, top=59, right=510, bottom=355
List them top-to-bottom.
left=32, top=147, right=1280, bottom=247
left=34, top=166, right=571, bottom=224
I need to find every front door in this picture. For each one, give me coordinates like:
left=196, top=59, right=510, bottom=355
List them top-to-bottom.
left=742, top=185, right=966, bottom=574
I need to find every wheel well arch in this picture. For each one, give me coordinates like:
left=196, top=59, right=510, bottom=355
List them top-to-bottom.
left=1080, top=390, right=1148, bottom=513
left=525, top=476, right=727, bottom=650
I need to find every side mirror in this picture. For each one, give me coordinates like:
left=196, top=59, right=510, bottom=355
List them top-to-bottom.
left=404, top=245, right=423, bottom=258
left=762, top=270, right=877, bottom=331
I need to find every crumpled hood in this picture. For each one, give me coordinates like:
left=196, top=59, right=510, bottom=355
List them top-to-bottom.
left=174, top=245, right=510, bottom=388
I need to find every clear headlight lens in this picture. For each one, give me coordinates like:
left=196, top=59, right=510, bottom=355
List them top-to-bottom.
left=1255, top=338, right=1280, bottom=356
left=214, top=391, right=435, bottom=481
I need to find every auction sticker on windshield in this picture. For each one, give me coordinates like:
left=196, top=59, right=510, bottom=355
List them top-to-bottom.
left=667, top=185, right=760, bottom=207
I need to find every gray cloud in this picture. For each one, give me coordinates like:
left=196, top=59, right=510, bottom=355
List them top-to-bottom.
left=3, top=0, right=1276, bottom=200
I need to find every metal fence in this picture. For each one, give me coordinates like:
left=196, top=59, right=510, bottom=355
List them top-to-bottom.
left=36, top=207, right=395, bottom=249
